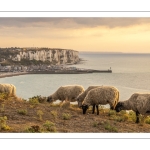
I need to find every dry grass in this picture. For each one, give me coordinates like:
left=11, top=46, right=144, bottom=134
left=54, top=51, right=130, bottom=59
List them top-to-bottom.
left=1, top=93, right=150, bottom=133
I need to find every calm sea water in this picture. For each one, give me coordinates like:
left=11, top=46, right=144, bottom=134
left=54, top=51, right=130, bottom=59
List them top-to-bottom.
left=1, top=52, right=150, bottom=106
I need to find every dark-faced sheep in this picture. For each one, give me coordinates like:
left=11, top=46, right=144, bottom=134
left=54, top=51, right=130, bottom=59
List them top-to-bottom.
left=76, top=85, right=101, bottom=114
left=82, top=86, right=119, bottom=115
left=115, top=93, right=150, bottom=123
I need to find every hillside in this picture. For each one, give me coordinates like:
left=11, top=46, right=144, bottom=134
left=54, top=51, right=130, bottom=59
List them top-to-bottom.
left=1, top=95, right=150, bottom=133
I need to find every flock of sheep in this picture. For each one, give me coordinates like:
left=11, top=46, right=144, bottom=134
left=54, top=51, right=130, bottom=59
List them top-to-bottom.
left=1, top=83, right=150, bottom=124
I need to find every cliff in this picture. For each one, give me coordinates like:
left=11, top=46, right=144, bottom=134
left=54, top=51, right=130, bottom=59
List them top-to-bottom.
left=0, top=48, right=80, bottom=65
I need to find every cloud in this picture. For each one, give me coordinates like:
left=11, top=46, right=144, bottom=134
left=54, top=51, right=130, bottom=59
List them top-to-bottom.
left=0, top=17, right=150, bottom=29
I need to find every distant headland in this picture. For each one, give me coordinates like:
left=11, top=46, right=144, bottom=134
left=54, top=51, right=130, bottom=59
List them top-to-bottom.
left=0, top=47, right=112, bottom=78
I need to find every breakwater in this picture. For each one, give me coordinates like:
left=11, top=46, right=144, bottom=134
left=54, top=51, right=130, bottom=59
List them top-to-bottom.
left=0, top=69, right=112, bottom=78
left=28, top=69, right=112, bottom=74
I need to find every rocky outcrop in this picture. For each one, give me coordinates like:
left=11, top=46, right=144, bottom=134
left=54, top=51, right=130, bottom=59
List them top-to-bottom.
left=11, top=48, right=79, bottom=65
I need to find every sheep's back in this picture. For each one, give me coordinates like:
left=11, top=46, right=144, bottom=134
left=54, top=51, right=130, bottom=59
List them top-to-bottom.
left=84, top=86, right=119, bottom=105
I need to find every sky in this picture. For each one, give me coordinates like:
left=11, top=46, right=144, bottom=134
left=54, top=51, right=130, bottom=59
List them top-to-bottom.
left=0, top=17, right=150, bottom=53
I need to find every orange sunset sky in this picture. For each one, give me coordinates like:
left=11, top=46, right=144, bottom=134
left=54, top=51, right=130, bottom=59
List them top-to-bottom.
left=0, top=17, right=150, bottom=53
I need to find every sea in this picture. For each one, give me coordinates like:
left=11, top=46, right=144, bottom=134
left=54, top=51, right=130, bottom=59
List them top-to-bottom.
left=1, top=52, right=150, bottom=107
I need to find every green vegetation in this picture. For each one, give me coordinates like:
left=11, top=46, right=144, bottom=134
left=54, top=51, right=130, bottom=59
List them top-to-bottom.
left=0, top=93, right=9, bottom=100
left=28, top=96, right=39, bottom=105
left=0, top=104, right=5, bottom=112
left=17, top=109, right=27, bottom=115
left=37, top=110, right=44, bottom=121
left=51, top=110, right=58, bottom=119
left=62, top=113, right=71, bottom=120
left=0, top=116, right=10, bottom=131
left=43, top=120, right=57, bottom=132
left=104, top=121, right=118, bottom=132
left=25, top=125, right=40, bottom=133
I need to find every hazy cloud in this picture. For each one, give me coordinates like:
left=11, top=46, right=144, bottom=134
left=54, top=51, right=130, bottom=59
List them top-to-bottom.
left=0, top=17, right=150, bottom=28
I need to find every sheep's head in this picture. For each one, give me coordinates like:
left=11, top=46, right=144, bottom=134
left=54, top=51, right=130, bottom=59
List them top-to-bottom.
left=76, top=94, right=84, bottom=108
left=47, top=96, right=53, bottom=103
left=115, top=102, right=124, bottom=112
left=82, top=105, right=89, bottom=114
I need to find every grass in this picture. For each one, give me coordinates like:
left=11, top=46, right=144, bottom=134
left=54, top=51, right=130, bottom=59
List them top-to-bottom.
left=0, top=93, right=9, bottom=100
left=28, top=97, right=39, bottom=105
left=0, top=104, right=5, bottom=112
left=17, top=109, right=27, bottom=115
left=37, top=110, right=44, bottom=121
left=51, top=110, right=58, bottom=119
left=62, top=113, right=71, bottom=120
left=0, top=116, right=10, bottom=131
left=43, top=120, right=57, bottom=132
left=104, top=121, right=118, bottom=132
left=25, top=125, right=41, bottom=133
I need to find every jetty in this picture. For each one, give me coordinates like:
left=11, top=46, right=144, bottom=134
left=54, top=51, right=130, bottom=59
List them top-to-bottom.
left=0, top=68, right=112, bottom=78
left=28, top=69, right=112, bottom=74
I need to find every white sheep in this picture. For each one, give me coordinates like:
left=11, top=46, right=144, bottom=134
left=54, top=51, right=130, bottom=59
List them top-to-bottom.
left=0, top=83, right=16, bottom=97
left=47, top=85, right=85, bottom=103
left=76, top=85, right=102, bottom=114
left=82, top=86, right=119, bottom=115
left=115, top=93, right=150, bottom=123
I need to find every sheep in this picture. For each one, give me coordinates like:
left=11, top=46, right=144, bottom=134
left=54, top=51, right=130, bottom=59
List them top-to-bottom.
left=0, top=83, right=16, bottom=97
left=47, top=85, right=85, bottom=103
left=76, top=85, right=102, bottom=114
left=82, top=86, right=119, bottom=115
left=115, top=93, right=150, bottom=123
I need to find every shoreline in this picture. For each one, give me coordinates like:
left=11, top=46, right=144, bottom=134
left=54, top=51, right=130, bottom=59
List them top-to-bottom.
left=0, top=69, right=112, bottom=78
left=0, top=72, right=28, bottom=78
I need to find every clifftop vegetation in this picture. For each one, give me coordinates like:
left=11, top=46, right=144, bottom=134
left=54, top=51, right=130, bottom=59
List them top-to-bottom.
left=1, top=93, right=150, bottom=133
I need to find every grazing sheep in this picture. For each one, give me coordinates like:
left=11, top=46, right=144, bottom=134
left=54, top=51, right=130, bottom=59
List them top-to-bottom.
left=0, top=83, right=16, bottom=96
left=47, top=85, right=85, bottom=103
left=76, top=85, right=102, bottom=114
left=82, top=86, right=119, bottom=115
left=115, top=93, right=150, bottom=123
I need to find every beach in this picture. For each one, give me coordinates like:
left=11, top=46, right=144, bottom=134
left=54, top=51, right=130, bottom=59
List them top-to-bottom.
left=0, top=72, right=28, bottom=78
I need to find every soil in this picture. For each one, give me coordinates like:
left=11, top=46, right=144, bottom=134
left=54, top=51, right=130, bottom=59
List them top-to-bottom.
left=1, top=96, right=150, bottom=133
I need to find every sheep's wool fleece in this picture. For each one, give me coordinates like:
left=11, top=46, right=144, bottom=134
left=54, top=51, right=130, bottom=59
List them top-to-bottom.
left=0, top=83, right=16, bottom=96
left=51, top=85, right=85, bottom=102
left=77, top=85, right=101, bottom=102
left=83, top=86, right=119, bottom=106
left=122, top=93, right=150, bottom=115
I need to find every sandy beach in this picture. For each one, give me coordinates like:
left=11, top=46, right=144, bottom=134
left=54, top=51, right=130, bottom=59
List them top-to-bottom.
left=0, top=72, right=28, bottom=78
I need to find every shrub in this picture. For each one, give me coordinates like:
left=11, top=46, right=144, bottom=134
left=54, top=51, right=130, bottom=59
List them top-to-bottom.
left=0, top=93, right=9, bottom=100
left=29, top=97, right=39, bottom=105
left=0, top=104, right=5, bottom=112
left=17, top=109, right=27, bottom=115
left=37, top=110, right=44, bottom=121
left=108, top=110, right=116, bottom=116
left=51, top=111, right=57, bottom=119
left=128, top=111, right=136, bottom=122
left=62, top=113, right=71, bottom=120
left=0, top=116, right=10, bottom=131
left=145, top=117, right=150, bottom=124
left=43, top=120, right=57, bottom=132
left=104, top=121, right=118, bottom=132
left=25, top=125, right=40, bottom=133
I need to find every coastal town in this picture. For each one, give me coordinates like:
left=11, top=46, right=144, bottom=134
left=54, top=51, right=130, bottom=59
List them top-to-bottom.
left=0, top=47, right=112, bottom=77
left=0, top=63, right=112, bottom=78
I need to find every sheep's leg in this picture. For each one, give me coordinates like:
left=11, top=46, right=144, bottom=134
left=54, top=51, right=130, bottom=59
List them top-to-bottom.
left=92, top=104, right=95, bottom=114
left=96, top=105, right=99, bottom=115
left=136, top=111, right=140, bottom=123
